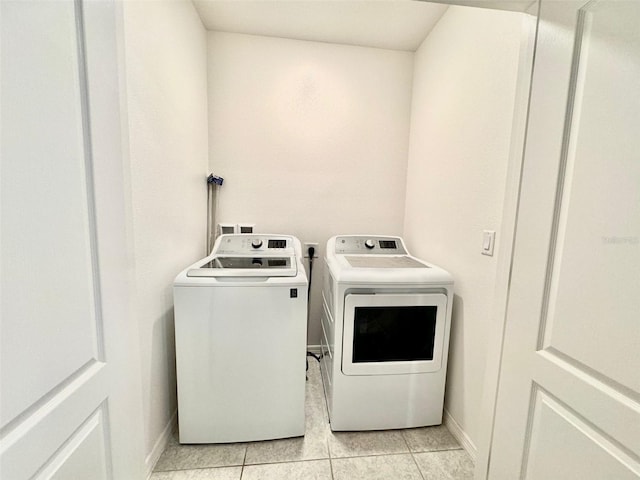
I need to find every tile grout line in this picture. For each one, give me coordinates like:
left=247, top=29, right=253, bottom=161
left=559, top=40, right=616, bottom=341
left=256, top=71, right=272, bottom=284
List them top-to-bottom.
left=314, top=360, right=335, bottom=480
left=321, top=361, right=335, bottom=480
left=324, top=401, right=335, bottom=476
left=402, top=430, right=427, bottom=480
left=152, top=435, right=463, bottom=473
left=327, top=437, right=335, bottom=480
left=239, top=444, right=248, bottom=479
left=153, top=448, right=466, bottom=474
left=245, top=450, right=458, bottom=466
left=410, top=450, right=427, bottom=480
left=153, top=463, right=243, bottom=474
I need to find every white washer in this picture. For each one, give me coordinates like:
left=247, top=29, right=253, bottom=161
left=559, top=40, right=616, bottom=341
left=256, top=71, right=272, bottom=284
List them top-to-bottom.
left=173, top=234, right=308, bottom=443
left=320, top=235, right=454, bottom=431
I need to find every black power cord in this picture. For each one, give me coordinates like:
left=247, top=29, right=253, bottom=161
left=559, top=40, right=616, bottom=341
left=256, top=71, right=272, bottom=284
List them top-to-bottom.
left=306, top=246, right=320, bottom=374
left=307, top=246, right=314, bottom=303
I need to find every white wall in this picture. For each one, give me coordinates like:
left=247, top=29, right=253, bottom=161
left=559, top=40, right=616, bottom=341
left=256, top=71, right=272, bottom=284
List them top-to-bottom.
left=121, top=0, right=209, bottom=470
left=403, top=6, right=524, bottom=452
left=207, top=32, right=414, bottom=345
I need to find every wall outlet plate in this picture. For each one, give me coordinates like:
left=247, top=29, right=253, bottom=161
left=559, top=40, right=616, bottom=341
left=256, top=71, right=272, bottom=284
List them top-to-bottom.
left=217, top=223, right=236, bottom=236
left=238, top=223, right=255, bottom=234
left=304, top=242, right=319, bottom=258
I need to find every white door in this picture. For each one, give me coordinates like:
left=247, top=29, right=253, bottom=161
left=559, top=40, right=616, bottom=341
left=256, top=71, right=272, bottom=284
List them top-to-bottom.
left=487, top=0, right=640, bottom=478
left=1, top=1, right=144, bottom=478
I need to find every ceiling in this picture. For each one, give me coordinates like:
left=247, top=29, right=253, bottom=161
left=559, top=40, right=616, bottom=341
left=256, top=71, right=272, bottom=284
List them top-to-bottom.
left=192, top=1, right=451, bottom=52
left=193, top=1, right=536, bottom=52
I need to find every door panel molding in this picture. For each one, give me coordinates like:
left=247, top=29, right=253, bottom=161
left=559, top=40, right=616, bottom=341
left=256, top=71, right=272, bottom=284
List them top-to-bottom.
left=0, top=0, right=145, bottom=475
left=0, top=0, right=104, bottom=427
left=74, top=0, right=107, bottom=363
left=485, top=0, right=640, bottom=477
left=538, top=0, right=640, bottom=390
left=536, top=5, right=586, bottom=349
left=542, top=348, right=640, bottom=406
left=535, top=350, right=640, bottom=459
left=0, top=359, right=100, bottom=439
left=0, top=362, right=107, bottom=479
left=523, top=386, right=640, bottom=478
left=33, top=404, right=110, bottom=480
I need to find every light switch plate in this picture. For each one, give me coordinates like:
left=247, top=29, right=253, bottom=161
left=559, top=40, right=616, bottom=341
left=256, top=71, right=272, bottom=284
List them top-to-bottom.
left=482, top=230, right=495, bottom=256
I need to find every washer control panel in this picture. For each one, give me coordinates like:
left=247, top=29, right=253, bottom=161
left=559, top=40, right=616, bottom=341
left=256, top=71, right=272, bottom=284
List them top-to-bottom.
left=215, top=235, right=294, bottom=256
left=334, top=236, right=407, bottom=255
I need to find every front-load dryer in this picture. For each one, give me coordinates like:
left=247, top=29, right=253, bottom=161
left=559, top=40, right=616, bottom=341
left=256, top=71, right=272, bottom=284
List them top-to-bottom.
left=173, top=234, right=308, bottom=443
left=320, top=235, right=454, bottom=431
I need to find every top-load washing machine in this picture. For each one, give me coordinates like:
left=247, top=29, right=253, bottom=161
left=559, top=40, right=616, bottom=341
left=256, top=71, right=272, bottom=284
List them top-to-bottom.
left=173, top=234, right=308, bottom=443
left=320, top=235, right=454, bottom=431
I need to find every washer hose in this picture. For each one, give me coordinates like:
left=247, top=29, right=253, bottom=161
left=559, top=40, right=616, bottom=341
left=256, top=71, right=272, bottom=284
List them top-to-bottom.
left=206, top=174, right=224, bottom=255
left=307, top=246, right=320, bottom=370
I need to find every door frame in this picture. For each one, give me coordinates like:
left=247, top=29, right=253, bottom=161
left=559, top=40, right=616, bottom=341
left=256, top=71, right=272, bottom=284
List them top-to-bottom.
left=82, top=0, right=145, bottom=477
left=475, top=0, right=640, bottom=476
left=415, top=1, right=541, bottom=469
left=470, top=1, right=540, bottom=477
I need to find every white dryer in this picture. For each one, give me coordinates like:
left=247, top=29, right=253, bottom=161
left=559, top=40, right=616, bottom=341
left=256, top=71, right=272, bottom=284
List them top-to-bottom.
left=173, top=234, right=308, bottom=443
left=320, top=235, right=454, bottom=431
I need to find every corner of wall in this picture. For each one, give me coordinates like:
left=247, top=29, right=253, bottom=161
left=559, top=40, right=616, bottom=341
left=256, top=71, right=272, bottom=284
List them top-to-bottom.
left=121, top=0, right=210, bottom=464
left=402, top=5, right=529, bottom=453
left=473, top=11, right=537, bottom=478
left=444, top=409, right=477, bottom=461
left=144, top=410, right=177, bottom=478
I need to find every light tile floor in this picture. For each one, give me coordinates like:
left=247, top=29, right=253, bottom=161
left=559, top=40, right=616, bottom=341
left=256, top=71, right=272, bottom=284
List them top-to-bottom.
left=152, top=361, right=473, bottom=480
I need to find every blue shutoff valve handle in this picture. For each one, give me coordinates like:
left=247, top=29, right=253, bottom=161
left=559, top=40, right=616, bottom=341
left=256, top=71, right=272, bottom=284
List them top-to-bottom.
left=207, top=174, right=224, bottom=186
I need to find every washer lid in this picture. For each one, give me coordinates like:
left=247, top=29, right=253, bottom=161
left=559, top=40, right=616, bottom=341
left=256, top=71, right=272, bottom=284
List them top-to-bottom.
left=344, top=255, right=427, bottom=269
left=186, top=256, right=297, bottom=277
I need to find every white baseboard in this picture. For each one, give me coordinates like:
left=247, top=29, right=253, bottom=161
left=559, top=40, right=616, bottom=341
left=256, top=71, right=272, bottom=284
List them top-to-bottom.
left=307, top=344, right=322, bottom=355
left=443, top=409, right=477, bottom=462
left=145, top=410, right=177, bottom=479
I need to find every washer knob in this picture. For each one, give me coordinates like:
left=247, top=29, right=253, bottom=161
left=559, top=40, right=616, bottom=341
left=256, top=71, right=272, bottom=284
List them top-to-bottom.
left=251, top=239, right=263, bottom=249
left=364, top=239, right=375, bottom=249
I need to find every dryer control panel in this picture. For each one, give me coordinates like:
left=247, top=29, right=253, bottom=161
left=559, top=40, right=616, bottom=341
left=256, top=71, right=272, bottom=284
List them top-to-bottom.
left=334, top=236, right=407, bottom=255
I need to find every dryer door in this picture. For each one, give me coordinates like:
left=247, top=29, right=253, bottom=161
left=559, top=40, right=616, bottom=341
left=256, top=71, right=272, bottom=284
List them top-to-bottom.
left=342, top=293, right=448, bottom=376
